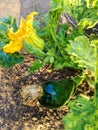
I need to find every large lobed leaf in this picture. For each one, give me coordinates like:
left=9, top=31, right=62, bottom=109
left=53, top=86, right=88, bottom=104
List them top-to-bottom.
left=63, top=0, right=98, bottom=30
left=68, top=36, right=96, bottom=72
left=0, top=51, right=23, bottom=68
left=63, top=95, right=95, bottom=130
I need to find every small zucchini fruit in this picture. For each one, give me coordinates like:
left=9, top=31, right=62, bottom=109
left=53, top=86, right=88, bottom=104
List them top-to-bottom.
left=21, top=78, right=75, bottom=109
left=39, top=78, right=75, bottom=108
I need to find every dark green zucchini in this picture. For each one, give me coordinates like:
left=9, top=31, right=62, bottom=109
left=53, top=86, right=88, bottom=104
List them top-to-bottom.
left=39, top=78, right=75, bottom=109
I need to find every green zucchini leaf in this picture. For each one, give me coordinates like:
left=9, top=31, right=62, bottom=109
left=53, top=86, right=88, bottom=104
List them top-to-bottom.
left=63, top=0, right=98, bottom=30
left=86, top=0, right=98, bottom=8
left=0, top=16, right=18, bottom=48
left=68, top=36, right=96, bottom=72
left=0, top=51, right=23, bottom=68
left=28, top=59, right=44, bottom=73
left=63, top=95, right=95, bottom=130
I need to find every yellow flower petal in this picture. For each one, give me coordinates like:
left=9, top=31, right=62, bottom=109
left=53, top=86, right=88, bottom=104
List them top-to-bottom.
left=3, top=11, right=44, bottom=54
left=23, top=12, right=44, bottom=50
left=26, top=12, right=38, bottom=22
left=26, top=12, right=38, bottom=30
left=8, top=18, right=26, bottom=41
left=15, top=18, right=26, bottom=37
left=8, top=28, right=16, bottom=40
left=24, top=30, right=44, bottom=50
left=3, top=40, right=23, bottom=53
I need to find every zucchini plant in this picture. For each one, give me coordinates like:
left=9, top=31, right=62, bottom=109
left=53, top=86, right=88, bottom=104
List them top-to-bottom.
left=0, top=0, right=98, bottom=129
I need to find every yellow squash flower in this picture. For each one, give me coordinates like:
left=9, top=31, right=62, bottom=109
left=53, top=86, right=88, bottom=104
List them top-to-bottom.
left=3, top=12, right=44, bottom=53
left=3, top=40, right=23, bottom=53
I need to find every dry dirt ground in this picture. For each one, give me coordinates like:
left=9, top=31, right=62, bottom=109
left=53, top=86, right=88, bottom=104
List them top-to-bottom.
left=0, top=0, right=20, bottom=21
left=0, top=0, right=50, bottom=22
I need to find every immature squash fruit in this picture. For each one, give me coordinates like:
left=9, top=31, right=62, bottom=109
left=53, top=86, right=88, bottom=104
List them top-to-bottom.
left=21, top=79, right=75, bottom=109
left=39, top=79, right=75, bottom=109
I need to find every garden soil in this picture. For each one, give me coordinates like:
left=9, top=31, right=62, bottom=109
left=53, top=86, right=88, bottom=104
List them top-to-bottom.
left=0, top=1, right=94, bottom=130
left=0, top=50, right=93, bottom=130
left=0, top=52, right=70, bottom=130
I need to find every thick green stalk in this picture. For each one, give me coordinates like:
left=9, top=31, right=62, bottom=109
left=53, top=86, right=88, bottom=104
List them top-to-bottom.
left=46, top=0, right=63, bottom=41
left=94, top=45, right=98, bottom=129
